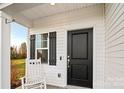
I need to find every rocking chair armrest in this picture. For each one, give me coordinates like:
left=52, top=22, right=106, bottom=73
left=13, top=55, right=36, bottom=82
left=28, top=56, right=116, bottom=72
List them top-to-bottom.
left=20, top=76, right=26, bottom=81
left=20, top=76, right=26, bottom=80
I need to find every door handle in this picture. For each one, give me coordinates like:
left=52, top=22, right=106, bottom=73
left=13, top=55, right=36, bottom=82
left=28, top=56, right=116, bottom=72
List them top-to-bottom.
left=67, top=56, right=70, bottom=68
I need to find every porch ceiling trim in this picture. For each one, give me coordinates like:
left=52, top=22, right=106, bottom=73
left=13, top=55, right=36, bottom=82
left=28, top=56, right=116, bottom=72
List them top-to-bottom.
left=0, top=3, right=13, bottom=10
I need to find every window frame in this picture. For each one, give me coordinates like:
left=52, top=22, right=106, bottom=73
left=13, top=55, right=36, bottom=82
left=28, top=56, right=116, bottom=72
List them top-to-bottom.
left=35, top=33, right=49, bottom=64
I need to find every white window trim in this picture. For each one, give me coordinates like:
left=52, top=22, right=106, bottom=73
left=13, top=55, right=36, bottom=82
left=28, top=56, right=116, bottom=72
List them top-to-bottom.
left=35, top=33, right=49, bottom=65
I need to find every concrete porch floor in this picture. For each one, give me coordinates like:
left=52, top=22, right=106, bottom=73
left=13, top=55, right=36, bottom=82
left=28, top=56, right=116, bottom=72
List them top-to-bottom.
left=16, top=84, right=90, bottom=89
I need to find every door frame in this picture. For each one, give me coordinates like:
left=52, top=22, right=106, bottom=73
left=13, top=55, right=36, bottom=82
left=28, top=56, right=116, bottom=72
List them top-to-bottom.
left=67, top=28, right=93, bottom=88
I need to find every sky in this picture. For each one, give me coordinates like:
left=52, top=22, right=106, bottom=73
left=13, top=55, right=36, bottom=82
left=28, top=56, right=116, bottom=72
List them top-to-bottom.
left=11, top=22, right=28, bottom=48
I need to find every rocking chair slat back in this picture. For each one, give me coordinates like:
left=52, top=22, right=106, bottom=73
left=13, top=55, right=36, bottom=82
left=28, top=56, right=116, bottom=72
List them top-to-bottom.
left=21, top=58, right=46, bottom=89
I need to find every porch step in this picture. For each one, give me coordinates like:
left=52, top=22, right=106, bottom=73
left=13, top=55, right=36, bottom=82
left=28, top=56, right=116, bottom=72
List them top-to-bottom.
left=16, top=84, right=89, bottom=89
left=65, top=85, right=90, bottom=89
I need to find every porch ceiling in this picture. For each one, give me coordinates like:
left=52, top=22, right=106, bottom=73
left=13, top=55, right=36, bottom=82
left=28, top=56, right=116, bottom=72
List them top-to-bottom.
left=1, top=3, right=98, bottom=27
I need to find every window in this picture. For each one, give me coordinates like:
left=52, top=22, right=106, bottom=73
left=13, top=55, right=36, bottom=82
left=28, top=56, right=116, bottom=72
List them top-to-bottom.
left=35, top=32, right=56, bottom=65
left=36, top=33, right=48, bottom=63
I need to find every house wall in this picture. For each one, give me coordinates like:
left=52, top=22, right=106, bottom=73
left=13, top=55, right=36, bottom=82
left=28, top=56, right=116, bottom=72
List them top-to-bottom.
left=105, top=3, right=124, bottom=88
left=29, top=4, right=105, bottom=88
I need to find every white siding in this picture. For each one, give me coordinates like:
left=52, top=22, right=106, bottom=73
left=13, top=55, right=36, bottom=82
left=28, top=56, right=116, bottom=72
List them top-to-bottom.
left=105, top=3, right=124, bottom=88
left=29, top=4, right=105, bottom=88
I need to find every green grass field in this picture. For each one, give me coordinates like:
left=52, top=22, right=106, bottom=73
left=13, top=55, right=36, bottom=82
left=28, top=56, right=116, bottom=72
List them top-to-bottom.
left=11, top=59, right=25, bottom=81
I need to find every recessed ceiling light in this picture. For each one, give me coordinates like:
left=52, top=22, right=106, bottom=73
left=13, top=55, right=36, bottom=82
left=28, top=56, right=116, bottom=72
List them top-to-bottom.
left=50, top=3, right=55, bottom=5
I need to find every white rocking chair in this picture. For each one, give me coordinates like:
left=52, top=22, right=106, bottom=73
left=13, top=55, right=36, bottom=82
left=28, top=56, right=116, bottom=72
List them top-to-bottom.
left=21, top=59, right=46, bottom=89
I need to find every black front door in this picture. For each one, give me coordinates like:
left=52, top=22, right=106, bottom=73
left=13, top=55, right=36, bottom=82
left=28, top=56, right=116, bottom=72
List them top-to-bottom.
left=67, top=28, right=93, bottom=88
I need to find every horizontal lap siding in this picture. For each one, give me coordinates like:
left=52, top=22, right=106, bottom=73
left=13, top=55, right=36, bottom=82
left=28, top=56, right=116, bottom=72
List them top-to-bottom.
left=105, top=3, right=124, bottom=88
left=30, top=4, right=105, bottom=88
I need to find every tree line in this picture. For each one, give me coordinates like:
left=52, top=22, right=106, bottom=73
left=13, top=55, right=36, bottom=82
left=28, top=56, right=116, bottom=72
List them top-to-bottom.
left=11, top=42, right=27, bottom=59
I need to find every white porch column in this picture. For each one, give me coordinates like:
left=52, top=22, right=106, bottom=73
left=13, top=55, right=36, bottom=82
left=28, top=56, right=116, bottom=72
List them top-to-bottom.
left=0, top=11, right=11, bottom=89
left=25, top=28, right=30, bottom=77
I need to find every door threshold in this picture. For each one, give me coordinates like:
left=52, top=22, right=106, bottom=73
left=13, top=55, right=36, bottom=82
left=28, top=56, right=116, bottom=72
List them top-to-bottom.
left=65, top=85, right=90, bottom=89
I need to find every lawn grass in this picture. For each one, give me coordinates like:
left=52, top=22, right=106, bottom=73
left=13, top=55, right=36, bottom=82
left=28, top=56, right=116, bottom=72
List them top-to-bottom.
left=11, top=59, right=25, bottom=88
left=11, top=59, right=25, bottom=79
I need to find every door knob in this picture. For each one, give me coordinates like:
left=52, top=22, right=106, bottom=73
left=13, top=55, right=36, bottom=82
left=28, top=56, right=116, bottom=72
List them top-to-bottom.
left=67, top=61, right=70, bottom=68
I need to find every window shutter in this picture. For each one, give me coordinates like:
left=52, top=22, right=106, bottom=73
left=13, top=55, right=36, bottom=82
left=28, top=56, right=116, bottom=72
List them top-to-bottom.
left=49, top=32, right=56, bottom=65
left=30, top=35, right=35, bottom=59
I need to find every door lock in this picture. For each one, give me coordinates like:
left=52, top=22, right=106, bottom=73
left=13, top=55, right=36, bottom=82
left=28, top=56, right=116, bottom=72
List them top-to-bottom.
left=67, top=56, right=70, bottom=68
left=67, top=62, right=70, bottom=68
